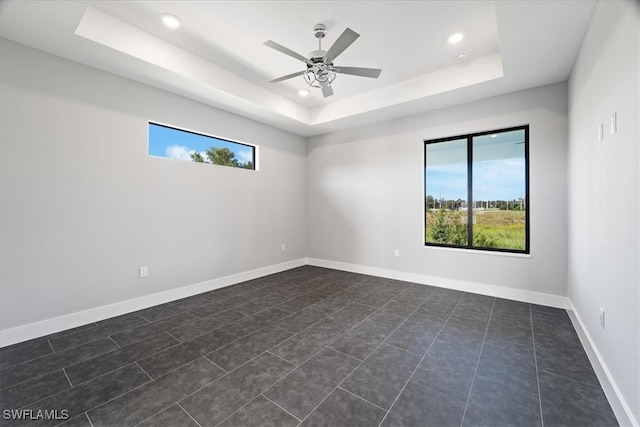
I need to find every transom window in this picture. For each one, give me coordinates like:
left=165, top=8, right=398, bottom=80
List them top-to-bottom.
left=148, top=122, right=256, bottom=170
left=424, top=126, right=529, bottom=253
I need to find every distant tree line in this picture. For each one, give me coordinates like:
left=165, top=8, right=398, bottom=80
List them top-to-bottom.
left=191, top=147, right=253, bottom=169
left=425, top=195, right=525, bottom=211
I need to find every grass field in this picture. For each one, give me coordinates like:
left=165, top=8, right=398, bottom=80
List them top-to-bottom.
left=426, top=209, right=526, bottom=250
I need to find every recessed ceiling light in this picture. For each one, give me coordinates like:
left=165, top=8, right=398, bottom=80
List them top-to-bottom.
left=161, top=13, right=181, bottom=29
left=447, top=32, right=464, bottom=44
left=298, top=89, right=309, bottom=97
left=490, top=134, right=498, bottom=138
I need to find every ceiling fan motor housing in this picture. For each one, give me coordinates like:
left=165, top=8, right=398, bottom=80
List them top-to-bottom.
left=313, top=23, right=327, bottom=39
left=309, top=50, right=327, bottom=62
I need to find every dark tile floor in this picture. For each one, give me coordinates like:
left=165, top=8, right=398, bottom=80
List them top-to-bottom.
left=0, top=266, right=618, bottom=426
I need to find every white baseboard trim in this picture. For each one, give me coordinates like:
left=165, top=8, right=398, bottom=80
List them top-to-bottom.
left=308, top=257, right=568, bottom=308
left=0, top=258, right=307, bottom=347
left=567, top=299, right=638, bottom=427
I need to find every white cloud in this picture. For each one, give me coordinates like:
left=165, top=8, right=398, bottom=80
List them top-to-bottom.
left=165, top=145, right=194, bottom=161
left=236, top=149, right=253, bottom=165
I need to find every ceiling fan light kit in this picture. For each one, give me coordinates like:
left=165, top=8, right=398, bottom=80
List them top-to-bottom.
left=264, top=23, right=382, bottom=98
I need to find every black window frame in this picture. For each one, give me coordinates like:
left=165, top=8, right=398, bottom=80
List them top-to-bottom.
left=424, top=125, right=530, bottom=254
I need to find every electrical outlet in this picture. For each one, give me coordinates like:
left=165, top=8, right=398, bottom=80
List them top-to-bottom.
left=281, top=243, right=286, bottom=252
left=394, top=249, right=400, bottom=257
left=139, top=266, right=148, bottom=278
left=599, top=308, right=605, bottom=329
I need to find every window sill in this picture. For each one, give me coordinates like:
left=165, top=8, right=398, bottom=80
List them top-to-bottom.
left=423, top=245, right=532, bottom=258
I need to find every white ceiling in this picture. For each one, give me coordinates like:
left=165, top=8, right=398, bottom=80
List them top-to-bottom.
left=0, top=0, right=596, bottom=137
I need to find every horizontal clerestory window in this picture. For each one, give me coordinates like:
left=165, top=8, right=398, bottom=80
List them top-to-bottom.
left=148, top=122, right=256, bottom=170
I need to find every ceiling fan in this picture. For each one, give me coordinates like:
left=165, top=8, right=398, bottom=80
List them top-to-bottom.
left=264, top=23, right=382, bottom=98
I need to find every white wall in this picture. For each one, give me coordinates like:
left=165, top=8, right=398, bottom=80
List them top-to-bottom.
left=567, top=0, right=640, bottom=424
left=0, top=39, right=307, bottom=333
left=307, top=82, right=569, bottom=302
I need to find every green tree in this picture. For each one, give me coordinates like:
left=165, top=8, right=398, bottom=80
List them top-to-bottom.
left=191, top=146, right=253, bottom=169
left=206, top=147, right=239, bottom=167
left=190, top=151, right=205, bottom=163
left=426, top=195, right=435, bottom=209
left=430, top=209, right=467, bottom=245
left=431, top=209, right=451, bottom=243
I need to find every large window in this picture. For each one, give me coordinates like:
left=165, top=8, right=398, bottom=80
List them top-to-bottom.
left=148, top=122, right=256, bottom=170
left=425, top=126, right=529, bottom=253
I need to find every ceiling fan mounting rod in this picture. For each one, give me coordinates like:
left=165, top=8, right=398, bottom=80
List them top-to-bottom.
left=313, top=23, right=327, bottom=52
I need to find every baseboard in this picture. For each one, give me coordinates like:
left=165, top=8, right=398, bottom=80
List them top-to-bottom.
left=4, top=256, right=634, bottom=425
left=308, top=257, right=568, bottom=308
left=0, top=258, right=307, bottom=347
left=567, top=300, right=638, bottom=427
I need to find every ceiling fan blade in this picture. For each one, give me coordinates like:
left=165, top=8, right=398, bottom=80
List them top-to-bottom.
left=324, top=28, right=359, bottom=64
left=264, top=40, right=312, bottom=65
left=334, top=66, right=382, bottom=78
left=270, top=70, right=306, bottom=83
left=321, top=84, right=334, bottom=98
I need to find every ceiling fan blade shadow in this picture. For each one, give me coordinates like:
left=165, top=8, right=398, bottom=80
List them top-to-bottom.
left=324, top=28, right=359, bottom=64
left=264, top=40, right=312, bottom=65
left=334, top=66, right=382, bottom=78
left=270, top=70, right=306, bottom=83
left=321, top=84, right=334, bottom=98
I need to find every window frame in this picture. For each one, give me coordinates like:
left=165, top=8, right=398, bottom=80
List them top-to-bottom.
left=148, top=121, right=257, bottom=170
left=424, top=125, right=530, bottom=254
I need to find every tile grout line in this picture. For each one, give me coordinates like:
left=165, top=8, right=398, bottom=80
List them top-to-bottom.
left=377, top=295, right=470, bottom=427
left=458, top=299, right=497, bottom=427
left=530, top=308, right=545, bottom=427
left=164, top=330, right=183, bottom=343
left=107, top=335, right=121, bottom=349
left=383, top=342, right=425, bottom=358
left=326, top=346, right=364, bottom=362
left=265, top=349, right=299, bottom=367
left=202, top=355, right=228, bottom=374
left=70, top=361, right=146, bottom=389
left=135, top=361, right=154, bottom=381
left=62, top=367, right=73, bottom=388
left=535, top=367, right=603, bottom=388
left=0, top=369, right=60, bottom=395
left=337, top=385, right=389, bottom=412
left=260, top=393, right=303, bottom=422
left=177, top=402, right=203, bottom=427
left=131, top=403, right=200, bottom=427
left=84, top=411, right=96, bottom=427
